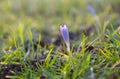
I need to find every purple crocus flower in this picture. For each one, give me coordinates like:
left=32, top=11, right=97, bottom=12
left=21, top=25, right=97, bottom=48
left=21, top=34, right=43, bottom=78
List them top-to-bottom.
left=87, top=5, right=96, bottom=17
left=87, top=5, right=100, bottom=28
left=60, top=24, right=70, bottom=51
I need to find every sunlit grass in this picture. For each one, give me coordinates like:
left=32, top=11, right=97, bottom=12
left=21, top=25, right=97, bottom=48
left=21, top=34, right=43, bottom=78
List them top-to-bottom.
left=0, top=0, right=120, bottom=79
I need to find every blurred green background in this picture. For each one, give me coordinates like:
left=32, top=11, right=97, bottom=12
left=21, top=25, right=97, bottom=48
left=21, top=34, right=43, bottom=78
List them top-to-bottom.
left=0, top=0, right=120, bottom=49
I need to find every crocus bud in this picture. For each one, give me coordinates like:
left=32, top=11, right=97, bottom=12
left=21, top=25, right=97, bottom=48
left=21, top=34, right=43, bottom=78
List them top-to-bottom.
left=87, top=5, right=96, bottom=17
left=87, top=5, right=100, bottom=28
left=60, top=24, right=70, bottom=51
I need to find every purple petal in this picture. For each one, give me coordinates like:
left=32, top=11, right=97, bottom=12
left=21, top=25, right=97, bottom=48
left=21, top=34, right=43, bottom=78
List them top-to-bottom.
left=87, top=5, right=96, bottom=17
left=60, top=25, right=69, bottom=43
left=60, top=25, right=70, bottom=51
